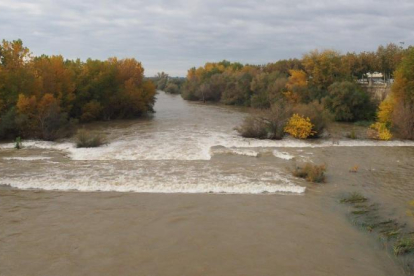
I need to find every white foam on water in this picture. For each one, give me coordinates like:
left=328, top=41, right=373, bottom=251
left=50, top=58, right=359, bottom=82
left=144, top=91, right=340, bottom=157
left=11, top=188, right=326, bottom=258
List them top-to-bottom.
left=1, top=133, right=414, bottom=161
left=0, top=136, right=414, bottom=160
left=210, top=146, right=259, bottom=157
left=272, top=150, right=294, bottom=160
left=2, top=156, right=51, bottom=161
left=0, top=163, right=305, bottom=194
left=1, top=177, right=305, bottom=194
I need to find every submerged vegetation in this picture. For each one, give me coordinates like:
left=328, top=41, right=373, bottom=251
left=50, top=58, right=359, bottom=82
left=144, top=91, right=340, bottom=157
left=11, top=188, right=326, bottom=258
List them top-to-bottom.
left=0, top=39, right=156, bottom=141
left=75, top=129, right=106, bottom=148
left=14, top=137, right=22, bottom=149
left=292, top=163, right=326, bottom=183
left=340, top=192, right=414, bottom=274
left=340, top=192, right=367, bottom=204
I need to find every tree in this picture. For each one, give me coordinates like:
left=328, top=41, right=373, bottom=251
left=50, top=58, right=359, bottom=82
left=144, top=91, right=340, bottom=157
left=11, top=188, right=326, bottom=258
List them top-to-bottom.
left=376, top=43, right=403, bottom=80
left=392, top=47, right=414, bottom=103
left=302, top=49, right=344, bottom=89
left=284, top=70, right=307, bottom=103
left=325, top=81, right=375, bottom=121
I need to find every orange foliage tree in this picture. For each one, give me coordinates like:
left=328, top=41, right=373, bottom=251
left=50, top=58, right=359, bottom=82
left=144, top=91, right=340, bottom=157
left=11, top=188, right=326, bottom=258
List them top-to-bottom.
left=0, top=39, right=156, bottom=140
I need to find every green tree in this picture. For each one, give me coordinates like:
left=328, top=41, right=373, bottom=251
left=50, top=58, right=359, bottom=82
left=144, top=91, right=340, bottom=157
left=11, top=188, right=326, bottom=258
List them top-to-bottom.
left=325, top=81, right=375, bottom=121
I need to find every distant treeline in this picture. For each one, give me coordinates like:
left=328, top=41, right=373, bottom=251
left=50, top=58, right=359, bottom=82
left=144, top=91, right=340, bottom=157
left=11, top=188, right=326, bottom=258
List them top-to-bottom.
left=0, top=39, right=156, bottom=140
left=180, top=43, right=413, bottom=139
left=149, top=72, right=185, bottom=94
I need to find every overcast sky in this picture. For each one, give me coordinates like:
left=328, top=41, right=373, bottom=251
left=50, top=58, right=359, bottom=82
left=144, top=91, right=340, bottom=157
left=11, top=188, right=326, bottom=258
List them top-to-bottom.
left=1, top=0, right=413, bottom=76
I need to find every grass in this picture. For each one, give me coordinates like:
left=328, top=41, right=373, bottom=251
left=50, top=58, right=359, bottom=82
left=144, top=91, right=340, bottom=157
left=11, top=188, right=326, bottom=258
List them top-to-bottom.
left=354, top=120, right=374, bottom=127
left=75, top=129, right=106, bottom=148
left=346, top=129, right=357, bottom=139
left=14, top=137, right=22, bottom=149
left=292, top=163, right=326, bottom=183
left=340, top=192, right=367, bottom=204
left=340, top=192, right=413, bottom=258
left=351, top=210, right=369, bottom=215
left=394, top=236, right=414, bottom=255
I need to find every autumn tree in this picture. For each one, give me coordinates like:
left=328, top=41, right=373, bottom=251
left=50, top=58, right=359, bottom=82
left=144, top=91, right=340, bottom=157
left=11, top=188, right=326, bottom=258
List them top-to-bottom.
left=0, top=39, right=156, bottom=140
left=389, top=47, right=414, bottom=139
left=302, top=49, right=345, bottom=89
left=284, top=70, right=307, bottom=103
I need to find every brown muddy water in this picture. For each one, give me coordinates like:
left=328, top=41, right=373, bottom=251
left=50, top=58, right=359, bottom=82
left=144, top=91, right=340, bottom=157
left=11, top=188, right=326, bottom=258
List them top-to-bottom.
left=1, top=92, right=414, bottom=275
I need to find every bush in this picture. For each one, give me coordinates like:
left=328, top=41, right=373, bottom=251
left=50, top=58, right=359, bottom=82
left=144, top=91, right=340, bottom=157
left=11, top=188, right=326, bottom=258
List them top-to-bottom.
left=236, top=101, right=292, bottom=139
left=292, top=101, right=329, bottom=137
left=284, top=114, right=316, bottom=139
left=368, top=122, right=392, bottom=141
left=75, top=129, right=106, bottom=148
left=346, top=129, right=357, bottom=139
left=14, top=137, right=22, bottom=149
left=293, top=163, right=326, bottom=183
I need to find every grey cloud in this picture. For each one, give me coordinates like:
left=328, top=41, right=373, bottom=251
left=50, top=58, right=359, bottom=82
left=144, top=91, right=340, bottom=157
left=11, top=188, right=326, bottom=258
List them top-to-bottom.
left=0, top=0, right=413, bottom=76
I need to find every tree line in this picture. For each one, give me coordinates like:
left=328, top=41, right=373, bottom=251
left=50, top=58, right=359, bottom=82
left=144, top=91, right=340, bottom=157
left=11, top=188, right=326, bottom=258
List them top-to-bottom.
left=0, top=39, right=156, bottom=140
left=178, top=43, right=413, bottom=140
left=149, top=72, right=185, bottom=94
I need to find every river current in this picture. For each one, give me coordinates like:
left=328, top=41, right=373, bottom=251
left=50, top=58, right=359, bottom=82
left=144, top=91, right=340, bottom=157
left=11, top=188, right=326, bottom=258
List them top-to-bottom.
left=1, top=92, right=413, bottom=197
left=2, top=92, right=414, bottom=276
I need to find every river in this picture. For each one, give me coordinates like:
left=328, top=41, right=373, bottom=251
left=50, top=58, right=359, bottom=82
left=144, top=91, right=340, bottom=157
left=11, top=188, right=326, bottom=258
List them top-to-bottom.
left=1, top=92, right=414, bottom=275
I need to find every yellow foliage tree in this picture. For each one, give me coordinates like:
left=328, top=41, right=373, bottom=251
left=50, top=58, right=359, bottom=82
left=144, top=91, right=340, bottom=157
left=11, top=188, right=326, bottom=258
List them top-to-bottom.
left=302, top=49, right=343, bottom=88
left=284, top=70, right=307, bottom=103
left=286, top=70, right=307, bottom=91
left=16, top=94, right=37, bottom=116
left=377, top=95, right=395, bottom=125
left=284, top=113, right=316, bottom=139
left=369, top=122, right=392, bottom=141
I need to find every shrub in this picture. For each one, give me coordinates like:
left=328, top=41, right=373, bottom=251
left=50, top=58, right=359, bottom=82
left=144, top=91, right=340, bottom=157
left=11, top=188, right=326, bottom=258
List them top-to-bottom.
left=236, top=101, right=292, bottom=139
left=292, top=101, right=329, bottom=137
left=284, top=114, right=316, bottom=139
left=236, top=115, right=269, bottom=139
left=368, top=122, right=392, bottom=141
left=75, top=129, right=106, bottom=148
left=346, top=129, right=357, bottom=139
left=14, top=137, right=22, bottom=149
left=293, top=163, right=326, bottom=183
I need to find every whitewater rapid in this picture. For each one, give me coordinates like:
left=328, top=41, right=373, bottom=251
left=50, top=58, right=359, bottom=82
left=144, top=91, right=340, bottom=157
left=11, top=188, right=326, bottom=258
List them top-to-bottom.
left=1, top=92, right=414, bottom=195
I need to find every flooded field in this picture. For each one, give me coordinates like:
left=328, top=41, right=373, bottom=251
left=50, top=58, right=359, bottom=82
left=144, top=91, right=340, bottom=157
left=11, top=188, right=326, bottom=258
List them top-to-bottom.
left=1, top=92, right=414, bottom=275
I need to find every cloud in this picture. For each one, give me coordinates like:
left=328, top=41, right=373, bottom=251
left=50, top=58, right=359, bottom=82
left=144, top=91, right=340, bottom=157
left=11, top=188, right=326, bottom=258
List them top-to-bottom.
left=0, top=0, right=413, bottom=76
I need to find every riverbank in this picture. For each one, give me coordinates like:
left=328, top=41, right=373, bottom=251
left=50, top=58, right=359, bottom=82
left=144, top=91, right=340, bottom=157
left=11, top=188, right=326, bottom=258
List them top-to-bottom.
left=0, top=188, right=404, bottom=276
